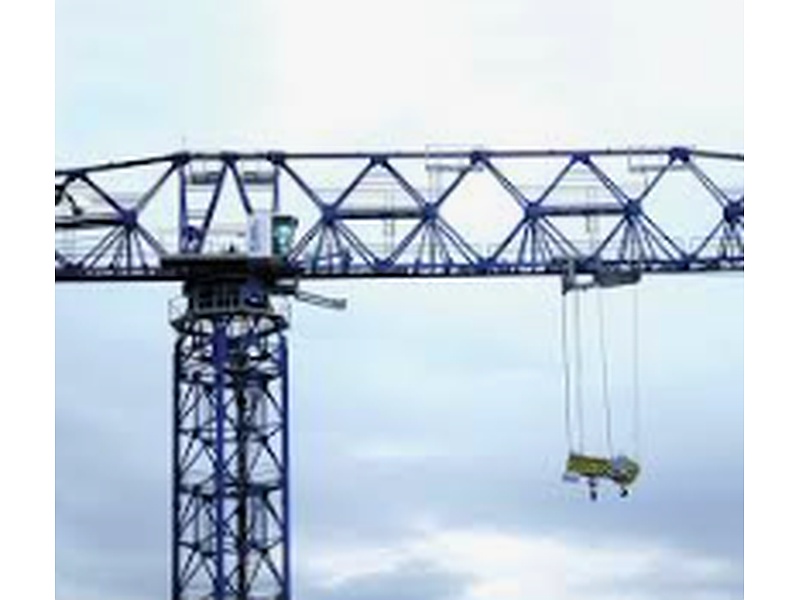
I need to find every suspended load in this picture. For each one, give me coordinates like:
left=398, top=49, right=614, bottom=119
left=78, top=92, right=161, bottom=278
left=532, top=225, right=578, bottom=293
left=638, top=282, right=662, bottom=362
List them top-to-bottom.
left=559, top=249, right=643, bottom=501
left=563, top=453, right=640, bottom=500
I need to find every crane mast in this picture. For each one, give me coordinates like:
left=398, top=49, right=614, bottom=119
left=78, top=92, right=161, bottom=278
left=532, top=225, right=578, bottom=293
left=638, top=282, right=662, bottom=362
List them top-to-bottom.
left=55, top=146, right=744, bottom=600
left=168, top=258, right=291, bottom=599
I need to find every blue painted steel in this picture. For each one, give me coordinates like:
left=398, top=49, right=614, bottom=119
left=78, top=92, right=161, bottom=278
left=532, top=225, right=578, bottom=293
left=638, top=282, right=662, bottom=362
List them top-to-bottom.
left=54, top=147, right=744, bottom=281
left=227, top=161, right=254, bottom=216
left=179, top=164, right=189, bottom=252
left=198, top=166, right=227, bottom=254
left=172, top=286, right=290, bottom=600
left=211, top=322, right=227, bottom=600
left=279, top=333, right=291, bottom=600
left=171, top=339, right=181, bottom=600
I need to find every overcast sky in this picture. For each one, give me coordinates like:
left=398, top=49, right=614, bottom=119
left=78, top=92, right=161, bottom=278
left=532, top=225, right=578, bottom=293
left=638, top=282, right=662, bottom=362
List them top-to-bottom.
left=55, top=1, right=743, bottom=599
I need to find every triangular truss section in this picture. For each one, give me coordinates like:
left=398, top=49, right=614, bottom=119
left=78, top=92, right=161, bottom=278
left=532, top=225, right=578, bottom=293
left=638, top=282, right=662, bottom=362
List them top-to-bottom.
left=482, top=155, right=584, bottom=268
left=485, top=155, right=633, bottom=269
left=287, top=157, right=478, bottom=274
left=181, top=158, right=276, bottom=254
left=283, top=158, right=384, bottom=272
left=55, top=162, right=178, bottom=272
left=692, top=198, right=744, bottom=264
left=590, top=212, right=685, bottom=264
left=489, top=216, right=580, bottom=269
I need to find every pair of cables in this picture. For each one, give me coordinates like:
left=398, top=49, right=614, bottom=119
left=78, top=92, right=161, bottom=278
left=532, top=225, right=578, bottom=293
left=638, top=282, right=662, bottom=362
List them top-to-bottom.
left=561, top=279, right=641, bottom=460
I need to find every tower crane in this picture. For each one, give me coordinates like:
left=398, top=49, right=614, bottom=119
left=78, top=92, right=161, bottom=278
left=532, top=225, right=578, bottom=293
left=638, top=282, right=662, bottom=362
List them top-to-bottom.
left=55, top=146, right=744, bottom=600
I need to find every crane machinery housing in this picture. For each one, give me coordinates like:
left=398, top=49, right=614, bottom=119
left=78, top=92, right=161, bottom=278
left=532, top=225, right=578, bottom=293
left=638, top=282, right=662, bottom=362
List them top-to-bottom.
left=55, top=146, right=744, bottom=600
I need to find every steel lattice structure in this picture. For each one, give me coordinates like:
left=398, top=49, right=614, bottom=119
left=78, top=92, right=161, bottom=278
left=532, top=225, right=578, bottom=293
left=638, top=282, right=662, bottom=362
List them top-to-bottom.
left=55, top=146, right=743, bottom=600
left=56, top=147, right=743, bottom=282
left=171, top=277, right=289, bottom=600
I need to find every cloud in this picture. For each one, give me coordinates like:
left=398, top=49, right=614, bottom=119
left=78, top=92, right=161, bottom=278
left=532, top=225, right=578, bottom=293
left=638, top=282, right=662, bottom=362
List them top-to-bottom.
left=56, top=402, right=169, bottom=599
left=349, top=439, right=453, bottom=462
left=300, top=524, right=741, bottom=600
left=582, top=549, right=743, bottom=600
left=303, top=558, right=471, bottom=600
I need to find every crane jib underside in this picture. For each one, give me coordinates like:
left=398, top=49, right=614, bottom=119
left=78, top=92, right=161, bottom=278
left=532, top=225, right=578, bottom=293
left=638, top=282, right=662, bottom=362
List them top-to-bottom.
left=55, top=147, right=744, bottom=282
left=54, top=261, right=742, bottom=283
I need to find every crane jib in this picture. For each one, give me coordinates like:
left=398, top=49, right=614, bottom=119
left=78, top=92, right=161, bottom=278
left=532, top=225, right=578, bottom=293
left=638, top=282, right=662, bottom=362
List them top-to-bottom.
left=55, top=146, right=743, bottom=282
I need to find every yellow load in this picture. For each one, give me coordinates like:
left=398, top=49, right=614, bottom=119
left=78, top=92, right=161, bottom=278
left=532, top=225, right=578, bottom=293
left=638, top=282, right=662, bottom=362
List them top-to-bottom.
left=563, top=452, right=640, bottom=500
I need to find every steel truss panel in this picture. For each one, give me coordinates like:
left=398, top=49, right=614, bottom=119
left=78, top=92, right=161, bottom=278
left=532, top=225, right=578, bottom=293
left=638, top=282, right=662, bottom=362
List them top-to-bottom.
left=55, top=147, right=744, bottom=281
left=172, top=285, right=290, bottom=600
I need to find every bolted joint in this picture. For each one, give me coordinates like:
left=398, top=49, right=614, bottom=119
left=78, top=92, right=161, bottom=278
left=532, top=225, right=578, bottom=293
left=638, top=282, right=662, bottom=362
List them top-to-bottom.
left=669, top=146, right=691, bottom=164
left=469, top=150, right=486, bottom=167
left=171, top=151, right=191, bottom=166
left=220, top=151, right=239, bottom=165
left=267, top=151, right=286, bottom=166
left=572, top=152, right=591, bottom=165
left=370, top=155, right=388, bottom=168
left=724, top=200, right=743, bottom=223
left=623, top=201, right=643, bottom=219
left=422, top=203, right=438, bottom=220
left=525, top=203, right=541, bottom=220
left=321, top=204, right=337, bottom=225
left=121, top=208, right=137, bottom=228
left=375, top=258, right=392, bottom=272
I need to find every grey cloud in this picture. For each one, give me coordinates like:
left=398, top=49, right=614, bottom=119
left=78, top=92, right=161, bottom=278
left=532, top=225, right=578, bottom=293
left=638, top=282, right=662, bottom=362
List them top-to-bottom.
left=56, top=322, right=171, bottom=600
left=57, top=406, right=170, bottom=599
left=292, top=435, right=742, bottom=559
left=579, top=550, right=743, bottom=600
left=300, top=559, right=472, bottom=600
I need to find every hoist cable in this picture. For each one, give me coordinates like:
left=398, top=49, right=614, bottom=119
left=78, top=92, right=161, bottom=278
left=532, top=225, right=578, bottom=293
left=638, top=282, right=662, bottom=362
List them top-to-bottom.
left=584, top=214, right=615, bottom=458
left=632, top=284, right=641, bottom=460
left=596, top=288, right=614, bottom=457
left=561, top=289, right=573, bottom=452
left=573, top=290, right=584, bottom=454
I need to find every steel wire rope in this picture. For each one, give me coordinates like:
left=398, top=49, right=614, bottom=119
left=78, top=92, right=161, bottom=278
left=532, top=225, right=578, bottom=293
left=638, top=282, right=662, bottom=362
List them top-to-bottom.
left=585, top=213, right=614, bottom=458
left=632, top=283, right=641, bottom=460
left=561, top=287, right=574, bottom=453
left=595, top=288, right=614, bottom=457
left=573, top=289, right=585, bottom=454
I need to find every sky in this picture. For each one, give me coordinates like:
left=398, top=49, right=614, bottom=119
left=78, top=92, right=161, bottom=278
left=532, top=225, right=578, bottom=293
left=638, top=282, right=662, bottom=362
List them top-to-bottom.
left=55, top=1, right=743, bottom=599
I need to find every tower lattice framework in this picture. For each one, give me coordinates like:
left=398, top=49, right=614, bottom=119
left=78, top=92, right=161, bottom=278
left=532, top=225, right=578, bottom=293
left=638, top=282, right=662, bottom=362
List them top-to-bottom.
left=171, top=276, right=290, bottom=600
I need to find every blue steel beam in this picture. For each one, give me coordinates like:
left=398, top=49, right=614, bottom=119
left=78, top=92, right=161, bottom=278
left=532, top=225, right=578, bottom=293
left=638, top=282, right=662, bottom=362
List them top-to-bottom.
left=55, top=147, right=744, bottom=281
left=171, top=281, right=290, bottom=600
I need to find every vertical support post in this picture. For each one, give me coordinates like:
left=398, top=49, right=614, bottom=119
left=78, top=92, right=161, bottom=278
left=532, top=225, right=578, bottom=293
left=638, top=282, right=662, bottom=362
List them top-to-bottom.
left=178, top=163, right=189, bottom=253
left=273, top=169, right=280, bottom=214
left=172, top=278, right=290, bottom=600
left=211, top=321, right=228, bottom=599
left=279, top=333, right=291, bottom=600
left=171, top=339, right=181, bottom=600
left=235, top=374, right=248, bottom=600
